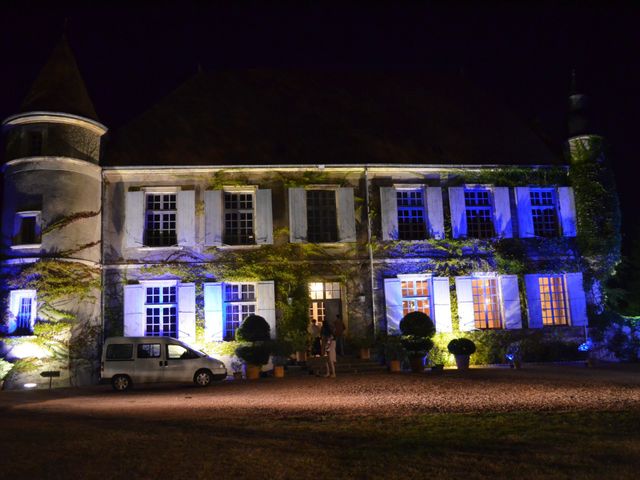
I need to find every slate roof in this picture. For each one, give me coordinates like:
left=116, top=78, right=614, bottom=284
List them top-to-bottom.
left=19, top=36, right=99, bottom=122
left=106, top=69, right=562, bottom=167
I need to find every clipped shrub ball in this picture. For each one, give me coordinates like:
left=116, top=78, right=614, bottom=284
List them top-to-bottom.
left=399, top=311, right=436, bottom=338
left=236, top=314, right=271, bottom=342
left=400, top=336, right=434, bottom=358
left=447, top=338, right=477, bottom=356
left=235, top=343, right=271, bottom=366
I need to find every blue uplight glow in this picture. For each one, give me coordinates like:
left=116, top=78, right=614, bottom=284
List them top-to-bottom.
left=578, top=338, right=593, bottom=352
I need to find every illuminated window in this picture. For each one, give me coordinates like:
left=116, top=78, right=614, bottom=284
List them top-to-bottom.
left=465, top=189, right=494, bottom=239
left=530, top=189, right=559, bottom=237
left=307, top=190, right=338, bottom=242
left=397, top=190, right=426, bottom=240
left=224, top=192, right=255, bottom=245
left=144, top=193, right=177, bottom=247
left=13, top=211, right=41, bottom=246
left=539, top=276, right=569, bottom=326
left=472, top=278, right=502, bottom=329
left=401, top=279, right=431, bottom=317
left=309, top=282, right=341, bottom=323
left=224, top=283, right=256, bottom=340
left=145, top=285, right=177, bottom=337
left=8, top=289, right=37, bottom=335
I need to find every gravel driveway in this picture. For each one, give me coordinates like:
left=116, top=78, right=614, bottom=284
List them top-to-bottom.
left=2, top=364, right=639, bottom=417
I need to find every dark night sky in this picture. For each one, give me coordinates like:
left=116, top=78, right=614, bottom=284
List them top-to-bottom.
left=1, top=1, right=639, bottom=245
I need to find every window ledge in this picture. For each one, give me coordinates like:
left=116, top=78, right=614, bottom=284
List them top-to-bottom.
left=10, top=244, right=42, bottom=250
left=216, top=244, right=261, bottom=250
left=138, top=246, right=183, bottom=252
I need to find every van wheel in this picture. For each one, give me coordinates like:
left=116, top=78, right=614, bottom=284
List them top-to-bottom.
left=194, top=369, right=212, bottom=387
left=112, top=374, right=132, bottom=391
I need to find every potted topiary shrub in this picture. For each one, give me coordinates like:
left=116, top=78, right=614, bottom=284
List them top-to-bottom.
left=399, top=311, right=436, bottom=373
left=235, top=314, right=271, bottom=380
left=285, top=330, right=309, bottom=363
left=352, top=335, right=375, bottom=360
left=384, top=335, right=407, bottom=373
left=447, top=338, right=476, bottom=370
left=271, top=339, right=293, bottom=378
left=427, top=345, right=448, bottom=373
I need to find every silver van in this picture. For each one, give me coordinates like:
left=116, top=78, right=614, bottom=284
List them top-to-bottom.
left=101, top=336, right=227, bottom=391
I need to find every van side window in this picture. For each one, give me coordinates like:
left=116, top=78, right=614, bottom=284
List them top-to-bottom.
left=137, top=343, right=161, bottom=358
left=106, top=344, right=133, bottom=360
left=167, top=344, right=199, bottom=360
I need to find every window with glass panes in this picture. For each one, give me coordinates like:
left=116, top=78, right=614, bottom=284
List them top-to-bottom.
left=465, top=189, right=494, bottom=238
left=530, top=189, right=559, bottom=237
left=307, top=190, right=338, bottom=242
left=397, top=190, right=427, bottom=240
left=224, top=192, right=255, bottom=245
left=145, top=194, right=177, bottom=247
left=539, top=276, right=569, bottom=326
left=472, top=278, right=502, bottom=329
left=401, top=279, right=431, bottom=317
left=309, top=282, right=341, bottom=322
left=224, top=283, right=256, bottom=340
left=145, top=286, right=177, bottom=337
left=16, top=297, right=33, bottom=333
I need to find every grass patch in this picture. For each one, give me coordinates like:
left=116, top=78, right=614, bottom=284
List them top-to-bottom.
left=2, top=409, right=639, bottom=479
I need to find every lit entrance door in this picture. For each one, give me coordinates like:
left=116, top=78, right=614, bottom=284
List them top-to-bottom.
left=309, top=282, right=342, bottom=328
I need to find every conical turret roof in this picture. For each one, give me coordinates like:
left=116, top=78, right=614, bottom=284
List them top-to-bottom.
left=19, top=35, right=99, bottom=121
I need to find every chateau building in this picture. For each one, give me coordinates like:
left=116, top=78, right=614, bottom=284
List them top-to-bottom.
left=0, top=38, right=606, bottom=387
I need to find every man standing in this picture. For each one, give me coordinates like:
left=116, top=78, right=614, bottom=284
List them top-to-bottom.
left=333, top=314, right=345, bottom=356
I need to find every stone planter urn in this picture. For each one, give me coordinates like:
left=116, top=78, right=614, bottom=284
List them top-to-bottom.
left=454, top=354, right=470, bottom=370
left=389, top=359, right=401, bottom=373
left=246, top=365, right=261, bottom=380
left=273, top=365, right=285, bottom=378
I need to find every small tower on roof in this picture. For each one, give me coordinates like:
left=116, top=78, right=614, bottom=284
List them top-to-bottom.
left=566, top=69, right=603, bottom=163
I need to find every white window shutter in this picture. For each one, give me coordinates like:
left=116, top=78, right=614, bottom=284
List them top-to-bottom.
left=337, top=187, right=356, bottom=242
left=380, top=187, right=398, bottom=241
left=426, top=187, right=445, bottom=239
left=449, top=187, right=467, bottom=239
left=492, top=187, right=513, bottom=238
left=515, top=187, right=534, bottom=238
left=558, top=187, right=577, bottom=237
left=288, top=188, right=307, bottom=243
left=255, top=189, right=273, bottom=245
left=177, top=190, right=195, bottom=247
left=204, top=190, right=223, bottom=247
left=124, top=191, right=144, bottom=248
left=566, top=272, right=588, bottom=326
left=524, top=274, right=543, bottom=328
left=500, top=275, right=522, bottom=329
left=431, top=277, right=452, bottom=332
left=455, top=277, right=475, bottom=331
left=383, top=278, right=403, bottom=335
left=256, top=281, right=276, bottom=339
left=178, top=283, right=196, bottom=343
left=204, top=283, right=223, bottom=341
left=124, top=284, right=145, bottom=336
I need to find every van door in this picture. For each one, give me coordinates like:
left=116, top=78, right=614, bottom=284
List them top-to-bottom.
left=134, top=342, right=165, bottom=383
left=164, top=343, right=201, bottom=382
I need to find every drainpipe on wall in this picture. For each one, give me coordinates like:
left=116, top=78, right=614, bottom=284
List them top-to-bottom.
left=364, top=167, right=377, bottom=337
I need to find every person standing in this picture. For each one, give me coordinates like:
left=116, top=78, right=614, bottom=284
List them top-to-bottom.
left=333, top=314, right=345, bottom=356
left=309, top=319, right=321, bottom=356
left=324, top=334, right=337, bottom=378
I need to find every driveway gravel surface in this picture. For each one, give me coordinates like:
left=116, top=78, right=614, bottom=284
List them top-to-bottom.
left=2, top=364, right=639, bottom=417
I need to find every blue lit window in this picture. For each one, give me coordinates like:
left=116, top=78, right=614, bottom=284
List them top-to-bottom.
left=464, top=189, right=494, bottom=239
left=530, top=189, right=559, bottom=237
left=397, top=190, right=427, bottom=240
left=224, top=283, right=256, bottom=340
left=145, top=285, right=177, bottom=337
